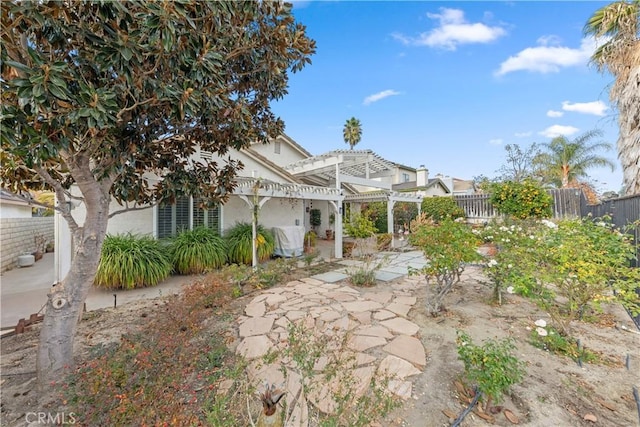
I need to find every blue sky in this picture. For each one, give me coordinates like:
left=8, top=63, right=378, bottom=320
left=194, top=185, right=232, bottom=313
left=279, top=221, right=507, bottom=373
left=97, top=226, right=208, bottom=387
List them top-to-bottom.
left=271, top=1, right=624, bottom=193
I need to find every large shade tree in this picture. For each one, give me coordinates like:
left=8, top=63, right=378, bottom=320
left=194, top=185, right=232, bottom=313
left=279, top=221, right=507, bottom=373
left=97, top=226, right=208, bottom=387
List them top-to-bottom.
left=0, top=0, right=314, bottom=389
left=585, top=0, right=640, bottom=195
left=343, top=117, right=362, bottom=150
left=534, top=130, right=616, bottom=188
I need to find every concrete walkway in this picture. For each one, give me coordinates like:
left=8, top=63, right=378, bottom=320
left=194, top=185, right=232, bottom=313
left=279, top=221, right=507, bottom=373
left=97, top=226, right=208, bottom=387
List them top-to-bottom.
left=0, top=253, right=194, bottom=329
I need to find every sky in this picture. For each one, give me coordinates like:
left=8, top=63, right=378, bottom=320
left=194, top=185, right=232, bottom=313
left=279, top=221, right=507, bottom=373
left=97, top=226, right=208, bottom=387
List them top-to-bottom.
left=271, top=1, right=625, bottom=193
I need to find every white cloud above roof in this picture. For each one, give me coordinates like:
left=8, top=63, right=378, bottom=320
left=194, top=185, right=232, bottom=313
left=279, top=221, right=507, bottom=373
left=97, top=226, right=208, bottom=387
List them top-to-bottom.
left=392, top=8, right=506, bottom=50
left=495, top=37, right=596, bottom=76
left=363, top=89, right=401, bottom=106
left=561, top=100, right=608, bottom=116
left=547, top=110, right=564, bottom=118
left=539, top=124, right=579, bottom=138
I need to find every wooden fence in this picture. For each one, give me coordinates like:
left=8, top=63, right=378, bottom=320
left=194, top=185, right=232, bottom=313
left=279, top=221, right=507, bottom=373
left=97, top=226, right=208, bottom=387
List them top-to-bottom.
left=454, top=188, right=584, bottom=222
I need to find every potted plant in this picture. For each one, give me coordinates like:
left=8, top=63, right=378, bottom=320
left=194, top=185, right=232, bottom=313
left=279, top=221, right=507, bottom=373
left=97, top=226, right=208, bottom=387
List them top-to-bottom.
left=309, top=208, right=321, bottom=233
left=326, top=212, right=336, bottom=240
left=304, top=230, right=317, bottom=253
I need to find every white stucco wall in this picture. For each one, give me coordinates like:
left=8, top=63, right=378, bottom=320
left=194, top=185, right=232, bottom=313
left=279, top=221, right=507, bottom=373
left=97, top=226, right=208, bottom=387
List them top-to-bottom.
left=249, top=136, right=309, bottom=168
left=0, top=203, right=32, bottom=219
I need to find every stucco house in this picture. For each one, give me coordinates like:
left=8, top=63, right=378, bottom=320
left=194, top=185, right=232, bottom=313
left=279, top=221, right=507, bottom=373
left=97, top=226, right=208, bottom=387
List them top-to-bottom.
left=55, top=136, right=435, bottom=277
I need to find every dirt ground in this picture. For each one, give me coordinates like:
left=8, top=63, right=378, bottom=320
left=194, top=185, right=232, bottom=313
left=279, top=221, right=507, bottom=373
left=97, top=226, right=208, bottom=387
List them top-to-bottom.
left=1, top=265, right=639, bottom=427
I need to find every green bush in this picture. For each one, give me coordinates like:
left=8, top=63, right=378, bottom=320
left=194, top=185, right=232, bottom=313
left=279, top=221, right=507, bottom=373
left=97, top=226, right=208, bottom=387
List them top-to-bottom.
left=489, top=180, right=552, bottom=219
left=420, top=196, right=465, bottom=222
left=344, top=212, right=377, bottom=239
left=409, top=217, right=482, bottom=315
left=225, top=222, right=275, bottom=265
left=170, top=227, right=227, bottom=274
left=95, top=233, right=172, bottom=290
left=456, top=331, right=525, bottom=410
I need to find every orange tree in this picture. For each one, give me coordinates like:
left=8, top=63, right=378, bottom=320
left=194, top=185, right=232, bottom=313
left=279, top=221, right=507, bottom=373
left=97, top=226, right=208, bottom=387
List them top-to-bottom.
left=1, top=0, right=314, bottom=389
left=489, top=180, right=552, bottom=219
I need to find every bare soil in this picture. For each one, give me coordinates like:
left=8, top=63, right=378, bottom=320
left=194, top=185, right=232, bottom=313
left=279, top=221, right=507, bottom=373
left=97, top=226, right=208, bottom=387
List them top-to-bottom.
left=2, top=265, right=639, bottom=426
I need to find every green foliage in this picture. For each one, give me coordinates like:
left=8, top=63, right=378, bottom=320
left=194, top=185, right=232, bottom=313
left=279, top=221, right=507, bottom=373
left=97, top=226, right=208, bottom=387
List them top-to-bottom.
left=343, top=117, right=362, bottom=150
left=489, top=180, right=552, bottom=219
left=420, top=196, right=465, bottom=222
left=362, top=201, right=388, bottom=233
left=393, top=202, right=419, bottom=231
left=309, top=208, right=322, bottom=228
left=344, top=212, right=377, bottom=239
left=409, top=216, right=482, bottom=315
left=480, top=217, right=640, bottom=334
left=541, top=217, right=640, bottom=324
left=225, top=222, right=275, bottom=265
left=170, top=227, right=227, bottom=274
left=304, top=230, right=317, bottom=248
left=95, top=234, right=171, bottom=290
left=529, top=325, right=599, bottom=364
left=456, top=331, right=525, bottom=408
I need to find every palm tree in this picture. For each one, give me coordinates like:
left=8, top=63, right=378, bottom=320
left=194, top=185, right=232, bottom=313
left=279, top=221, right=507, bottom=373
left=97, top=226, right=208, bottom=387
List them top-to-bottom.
left=584, top=1, right=640, bottom=195
left=343, top=117, right=362, bottom=150
left=535, top=130, right=616, bottom=188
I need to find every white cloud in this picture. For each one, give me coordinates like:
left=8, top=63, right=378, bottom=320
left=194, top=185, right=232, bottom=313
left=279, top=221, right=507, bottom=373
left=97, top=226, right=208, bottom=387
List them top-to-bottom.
left=392, top=8, right=506, bottom=50
left=495, top=36, right=596, bottom=76
left=363, top=89, right=401, bottom=106
left=561, top=100, right=608, bottom=116
left=547, top=110, right=564, bottom=118
left=539, top=125, right=579, bottom=138
left=514, top=131, right=532, bottom=138
left=489, top=138, right=503, bottom=145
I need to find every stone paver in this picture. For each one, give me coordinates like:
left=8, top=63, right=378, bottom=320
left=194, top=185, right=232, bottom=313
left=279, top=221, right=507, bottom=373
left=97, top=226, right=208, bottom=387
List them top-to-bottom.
left=232, top=251, right=430, bottom=426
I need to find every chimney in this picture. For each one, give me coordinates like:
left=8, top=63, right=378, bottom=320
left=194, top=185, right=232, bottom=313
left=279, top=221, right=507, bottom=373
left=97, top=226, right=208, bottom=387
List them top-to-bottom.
left=416, top=165, right=428, bottom=187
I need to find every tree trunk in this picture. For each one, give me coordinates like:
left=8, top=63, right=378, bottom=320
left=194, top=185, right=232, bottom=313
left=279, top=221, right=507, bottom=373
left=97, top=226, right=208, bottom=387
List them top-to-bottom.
left=618, top=66, right=640, bottom=196
left=37, top=196, right=109, bottom=394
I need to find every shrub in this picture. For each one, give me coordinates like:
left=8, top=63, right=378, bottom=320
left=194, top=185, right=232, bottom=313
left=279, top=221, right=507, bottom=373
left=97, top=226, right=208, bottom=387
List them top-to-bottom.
left=489, top=180, right=552, bottom=219
left=420, top=196, right=465, bottom=222
left=309, top=208, right=321, bottom=230
left=344, top=212, right=377, bottom=239
left=409, top=217, right=482, bottom=315
left=225, top=222, right=275, bottom=265
left=170, top=227, right=227, bottom=274
left=95, top=233, right=172, bottom=290
left=376, top=233, right=392, bottom=251
left=456, top=331, right=525, bottom=410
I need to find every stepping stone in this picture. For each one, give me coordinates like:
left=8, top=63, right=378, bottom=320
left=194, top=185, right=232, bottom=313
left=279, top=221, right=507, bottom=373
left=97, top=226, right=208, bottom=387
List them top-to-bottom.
left=374, top=270, right=403, bottom=282
left=311, top=271, right=348, bottom=283
left=300, top=277, right=325, bottom=286
left=325, top=291, right=358, bottom=302
left=362, top=291, right=393, bottom=304
left=264, top=293, right=288, bottom=306
left=394, top=296, right=417, bottom=306
left=341, top=300, right=383, bottom=313
left=245, top=301, right=266, bottom=317
left=385, top=302, right=412, bottom=317
left=285, top=310, right=306, bottom=321
left=319, top=310, right=342, bottom=322
left=373, top=310, right=396, bottom=321
left=350, top=311, right=371, bottom=325
left=239, top=316, right=274, bottom=337
left=380, top=317, right=420, bottom=336
left=354, top=325, right=394, bottom=339
left=236, top=335, right=273, bottom=359
left=348, top=335, right=387, bottom=352
left=383, top=335, right=426, bottom=367
left=377, top=355, right=421, bottom=379
left=387, top=380, right=413, bottom=399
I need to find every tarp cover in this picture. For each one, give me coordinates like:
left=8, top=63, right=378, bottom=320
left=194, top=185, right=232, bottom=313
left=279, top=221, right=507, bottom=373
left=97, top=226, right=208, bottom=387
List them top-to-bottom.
left=272, top=226, right=305, bottom=257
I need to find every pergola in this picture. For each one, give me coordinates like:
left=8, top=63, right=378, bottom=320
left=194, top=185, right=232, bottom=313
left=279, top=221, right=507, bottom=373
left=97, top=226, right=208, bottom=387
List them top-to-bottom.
left=283, top=149, right=424, bottom=256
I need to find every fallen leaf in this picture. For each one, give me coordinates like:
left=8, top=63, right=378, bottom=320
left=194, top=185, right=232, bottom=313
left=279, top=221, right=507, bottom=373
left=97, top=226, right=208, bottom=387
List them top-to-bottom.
left=454, top=381, right=469, bottom=398
left=596, top=398, right=616, bottom=411
left=489, top=405, right=503, bottom=414
left=442, top=409, right=457, bottom=419
left=473, top=409, right=494, bottom=422
left=504, top=409, right=519, bottom=424
left=583, top=413, right=598, bottom=422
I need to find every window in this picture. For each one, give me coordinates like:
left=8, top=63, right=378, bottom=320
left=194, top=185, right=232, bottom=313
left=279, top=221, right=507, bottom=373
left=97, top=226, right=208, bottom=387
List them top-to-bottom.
left=274, top=140, right=281, bottom=154
left=402, top=173, right=410, bottom=183
left=157, top=196, right=219, bottom=238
